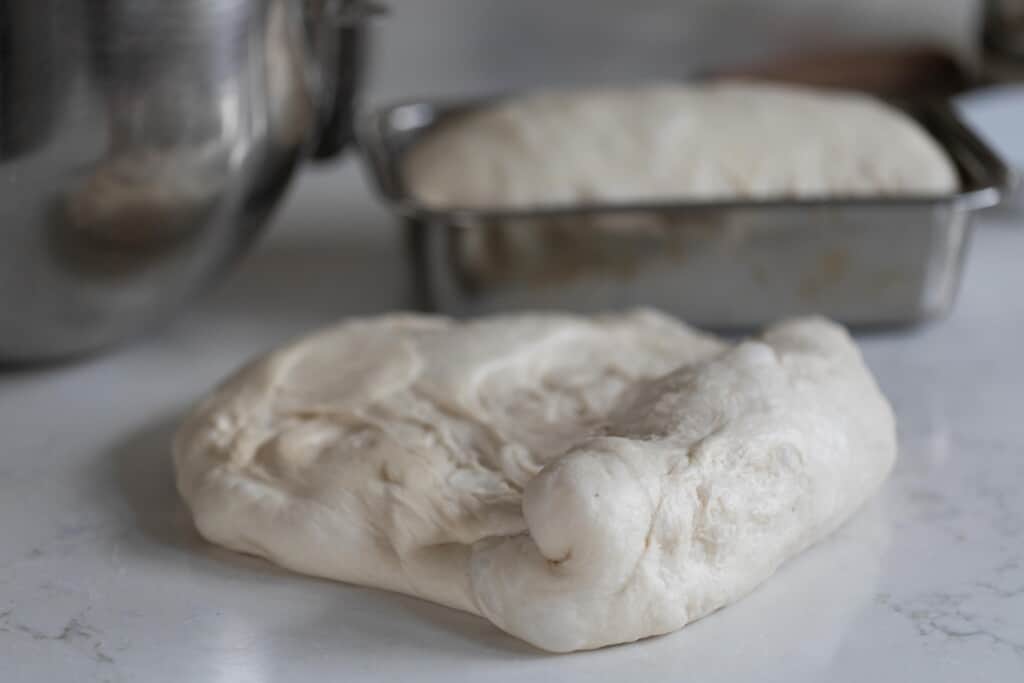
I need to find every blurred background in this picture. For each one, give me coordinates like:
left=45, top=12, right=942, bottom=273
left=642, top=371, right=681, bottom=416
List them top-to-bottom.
left=3, top=0, right=1021, bottom=361
left=364, top=0, right=980, bottom=103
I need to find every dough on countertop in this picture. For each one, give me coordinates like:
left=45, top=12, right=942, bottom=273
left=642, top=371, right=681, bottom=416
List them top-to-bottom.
left=403, top=82, right=959, bottom=209
left=173, top=311, right=896, bottom=652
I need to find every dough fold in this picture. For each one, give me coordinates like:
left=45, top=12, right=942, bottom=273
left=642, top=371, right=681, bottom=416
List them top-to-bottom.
left=174, top=312, right=895, bottom=652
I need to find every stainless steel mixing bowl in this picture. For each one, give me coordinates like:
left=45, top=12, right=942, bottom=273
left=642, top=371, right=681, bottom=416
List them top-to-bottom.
left=0, top=0, right=375, bottom=362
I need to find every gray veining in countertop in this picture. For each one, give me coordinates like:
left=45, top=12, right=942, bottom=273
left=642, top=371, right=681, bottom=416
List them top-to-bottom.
left=1, top=160, right=1022, bottom=682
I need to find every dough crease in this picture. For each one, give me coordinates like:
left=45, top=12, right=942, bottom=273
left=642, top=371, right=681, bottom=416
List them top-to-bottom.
left=174, top=311, right=895, bottom=652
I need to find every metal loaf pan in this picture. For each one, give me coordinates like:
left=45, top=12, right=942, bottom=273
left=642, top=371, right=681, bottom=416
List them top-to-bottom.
left=359, top=97, right=1009, bottom=328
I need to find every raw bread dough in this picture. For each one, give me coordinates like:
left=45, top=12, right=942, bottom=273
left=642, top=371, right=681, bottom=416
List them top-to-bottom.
left=403, top=82, right=958, bottom=209
left=174, top=311, right=896, bottom=652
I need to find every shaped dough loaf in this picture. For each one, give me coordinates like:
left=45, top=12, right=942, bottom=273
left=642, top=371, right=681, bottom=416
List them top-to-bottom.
left=403, top=82, right=958, bottom=209
left=174, top=311, right=895, bottom=652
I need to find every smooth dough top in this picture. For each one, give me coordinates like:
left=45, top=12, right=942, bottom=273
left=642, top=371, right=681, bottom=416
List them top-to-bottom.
left=403, top=82, right=959, bottom=209
left=174, top=311, right=896, bottom=652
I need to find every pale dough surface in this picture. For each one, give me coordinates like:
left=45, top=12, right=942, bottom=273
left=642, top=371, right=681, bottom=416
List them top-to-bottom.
left=403, top=82, right=958, bottom=209
left=174, top=311, right=896, bottom=652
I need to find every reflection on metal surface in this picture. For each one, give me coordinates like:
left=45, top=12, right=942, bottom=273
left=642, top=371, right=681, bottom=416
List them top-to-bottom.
left=0, top=0, right=368, bottom=362
left=362, top=97, right=1007, bottom=328
left=449, top=212, right=713, bottom=291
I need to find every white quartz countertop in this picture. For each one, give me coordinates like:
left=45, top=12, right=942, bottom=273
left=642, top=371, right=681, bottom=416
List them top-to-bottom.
left=2, top=160, right=1023, bottom=682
